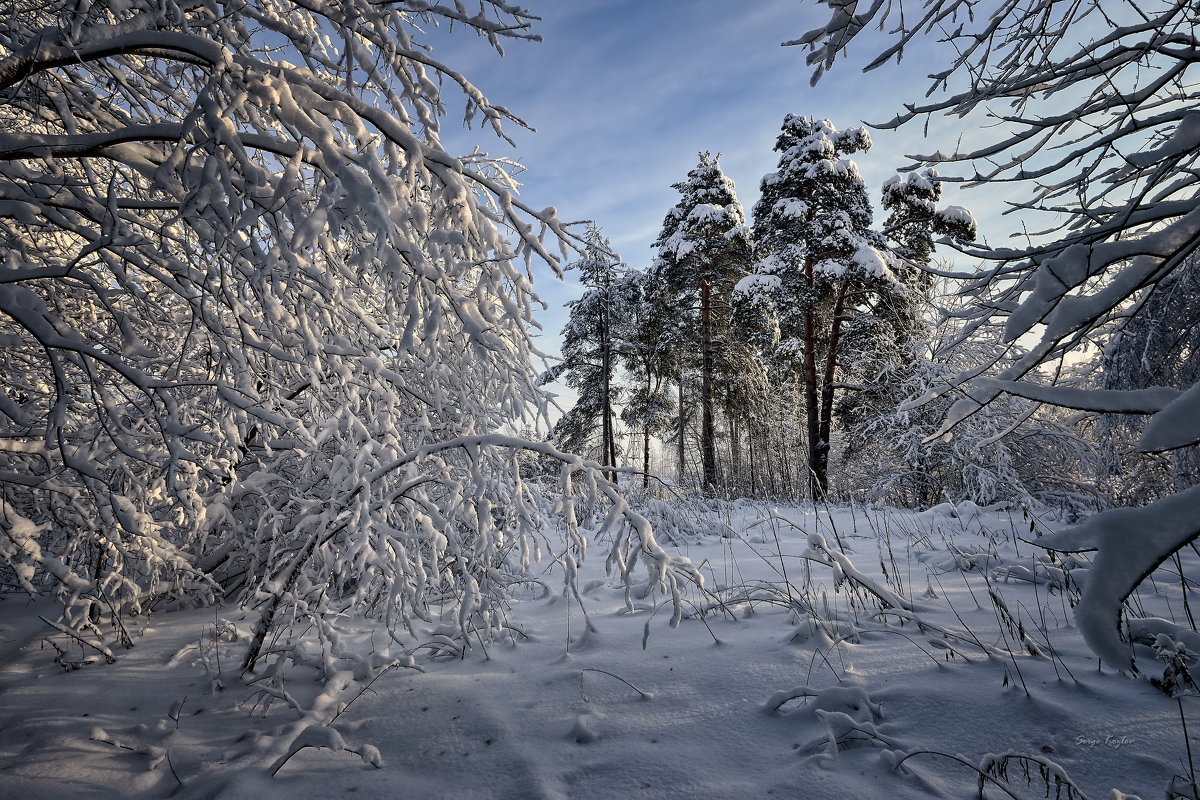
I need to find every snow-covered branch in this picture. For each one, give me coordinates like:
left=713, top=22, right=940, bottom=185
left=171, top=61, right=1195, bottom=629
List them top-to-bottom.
left=0, top=0, right=590, bottom=659
left=795, top=0, right=1200, bottom=668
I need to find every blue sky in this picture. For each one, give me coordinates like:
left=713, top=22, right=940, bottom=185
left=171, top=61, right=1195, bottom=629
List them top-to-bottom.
left=427, top=2, right=1019, bottom=369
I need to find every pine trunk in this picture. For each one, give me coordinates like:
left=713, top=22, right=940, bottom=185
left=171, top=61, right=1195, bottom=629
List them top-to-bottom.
left=802, top=260, right=822, bottom=500
left=699, top=278, right=717, bottom=494
left=814, top=282, right=851, bottom=499
left=599, top=286, right=616, bottom=483
left=640, top=367, right=655, bottom=491
left=677, top=377, right=686, bottom=484
left=781, top=398, right=796, bottom=497
left=728, top=406, right=742, bottom=495
left=747, top=421, right=757, bottom=496
left=642, top=424, right=651, bottom=490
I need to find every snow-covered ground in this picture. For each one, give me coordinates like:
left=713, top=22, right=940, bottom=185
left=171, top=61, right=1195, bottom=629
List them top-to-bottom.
left=0, top=501, right=1192, bottom=799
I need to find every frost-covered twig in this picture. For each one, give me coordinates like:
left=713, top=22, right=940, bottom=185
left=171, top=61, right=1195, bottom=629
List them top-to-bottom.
left=241, top=434, right=700, bottom=673
left=892, top=750, right=1088, bottom=800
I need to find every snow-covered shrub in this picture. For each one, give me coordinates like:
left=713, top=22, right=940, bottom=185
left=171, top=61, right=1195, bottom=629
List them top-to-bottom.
left=0, top=1, right=696, bottom=668
left=836, top=311, right=1103, bottom=514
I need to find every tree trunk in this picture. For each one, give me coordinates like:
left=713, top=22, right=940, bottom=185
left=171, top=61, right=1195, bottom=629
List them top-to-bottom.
left=802, top=260, right=822, bottom=500
left=699, top=278, right=717, bottom=494
left=815, top=282, right=851, bottom=499
left=599, top=286, right=616, bottom=483
left=640, top=366, right=654, bottom=491
left=677, top=377, right=686, bottom=485
left=780, top=397, right=795, bottom=497
left=728, top=406, right=742, bottom=496
left=747, top=420, right=757, bottom=496
left=642, top=424, right=651, bottom=490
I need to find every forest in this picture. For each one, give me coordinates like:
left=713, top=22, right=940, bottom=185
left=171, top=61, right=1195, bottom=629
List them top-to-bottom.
left=0, top=1, right=1198, bottom=798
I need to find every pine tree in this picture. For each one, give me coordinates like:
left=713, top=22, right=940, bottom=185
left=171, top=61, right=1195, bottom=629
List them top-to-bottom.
left=736, top=116, right=886, bottom=498
left=650, top=153, right=753, bottom=493
left=838, top=170, right=977, bottom=476
left=881, top=170, right=976, bottom=286
left=550, top=227, right=631, bottom=480
left=618, top=269, right=677, bottom=490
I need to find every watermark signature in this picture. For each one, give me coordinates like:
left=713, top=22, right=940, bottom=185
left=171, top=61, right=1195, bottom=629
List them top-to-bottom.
left=1076, top=734, right=1137, bottom=749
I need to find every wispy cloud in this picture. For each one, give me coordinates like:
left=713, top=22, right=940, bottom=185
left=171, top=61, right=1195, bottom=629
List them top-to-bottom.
left=428, top=2, right=1024, bottom=338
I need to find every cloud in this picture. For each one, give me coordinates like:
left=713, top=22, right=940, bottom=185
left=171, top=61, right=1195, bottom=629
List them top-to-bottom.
left=425, top=2, right=1032, bottom=349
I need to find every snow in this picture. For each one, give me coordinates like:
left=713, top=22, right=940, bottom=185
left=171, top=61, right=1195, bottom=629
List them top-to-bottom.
left=1128, top=113, right=1200, bottom=169
left=772, top=197, right=809, bottom=220
left=685, top=203, right=732, bottom=225
left=937, top=205, right=975, bottom=228
left=1005, top=207, right=1200, bottom=344
left=851, top=241, right=891, bottom=278
left=811, top=242, right=891, bottom=280
left=732, top=272, right=781, bottom=299
left=975, top=378, right=1181, bottom=414
left=1139, top=381, right=1200, bottom=451
left=1039, top=484, right=1200, bottom=671
left=1, top=501, right=1190, bottom=799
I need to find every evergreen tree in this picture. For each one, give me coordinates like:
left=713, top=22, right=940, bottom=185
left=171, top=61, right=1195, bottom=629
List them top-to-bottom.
left=735, top=116, right=885, bottom=498
left=734, top=122, right=977, bottom=501
left=650, top=153, right=753, bottom=493
left=838, top=170, right=977, bottom=471
left=881, top=170, right=976, bottom=287
left=549, top=227, right=631, bottom=480
left=618, top=269, right=677, bottom=490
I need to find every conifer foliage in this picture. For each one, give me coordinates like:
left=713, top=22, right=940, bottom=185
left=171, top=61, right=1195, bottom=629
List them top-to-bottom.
left=735, top=117, right=890, bottom=498
left=650, top=153, right=753, bottom=493
left=836, top=170, right=977, bottom=481
left=549, top=226, right=633, bottom=480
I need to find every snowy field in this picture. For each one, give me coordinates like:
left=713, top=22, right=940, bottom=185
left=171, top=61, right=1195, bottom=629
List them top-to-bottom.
left=0, top=501, right=1192, bottom=799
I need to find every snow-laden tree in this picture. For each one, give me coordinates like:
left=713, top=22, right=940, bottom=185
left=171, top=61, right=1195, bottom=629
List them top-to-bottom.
left=0, top=0, right=696, bottom=674
left=796, top=0, right=1200, bottom=670
left=734, top=116, right=887, bottom=499
left=651, top=152, right=754, bottom=494
left=880, top=170, right=976, bottom=293
left=837, top=171, right=976, bottom=474
left=548, top=226, right=632, bottom=479
left=617, top=268, right=676, bottom=491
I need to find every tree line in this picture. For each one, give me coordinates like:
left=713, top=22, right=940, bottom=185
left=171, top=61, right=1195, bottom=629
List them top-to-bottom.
left=550, top=112, right=1200, bottom=513
left=551, top=116, right=979, bottom=503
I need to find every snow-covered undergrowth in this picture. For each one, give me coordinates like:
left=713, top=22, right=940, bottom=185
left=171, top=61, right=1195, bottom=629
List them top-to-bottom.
left=1, top=501, right=1194, bottom=799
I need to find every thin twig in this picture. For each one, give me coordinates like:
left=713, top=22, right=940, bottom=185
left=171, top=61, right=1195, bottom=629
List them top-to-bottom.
left=580, top=668, right=653, bottom=702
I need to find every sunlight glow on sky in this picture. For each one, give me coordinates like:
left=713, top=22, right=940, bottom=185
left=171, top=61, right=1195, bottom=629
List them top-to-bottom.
left=428, top=2, right=1023, bottom=369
